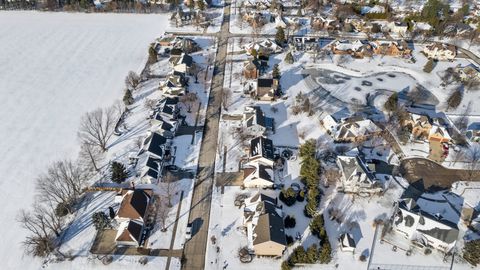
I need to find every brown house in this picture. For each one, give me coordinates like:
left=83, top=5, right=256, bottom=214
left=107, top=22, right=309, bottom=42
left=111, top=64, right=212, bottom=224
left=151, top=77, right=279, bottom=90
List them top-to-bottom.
left=243, top=59, right=260, bottom=79
left=256, top=78, right=278, bottom=101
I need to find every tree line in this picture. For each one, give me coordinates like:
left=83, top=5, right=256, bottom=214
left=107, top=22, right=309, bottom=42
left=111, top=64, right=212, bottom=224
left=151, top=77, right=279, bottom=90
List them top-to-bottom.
left=0, top=0, right=179, bottom=13
left=17, top=70, right=141, bottom=258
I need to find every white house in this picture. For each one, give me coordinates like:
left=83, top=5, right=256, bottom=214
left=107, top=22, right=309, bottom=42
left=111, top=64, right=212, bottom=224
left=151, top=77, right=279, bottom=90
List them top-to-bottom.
left=388, top=21, right=408, bottom=36
left=243, top=39, right=283, bottom=56
left=423, top=43, right=456, bottom=61
left=169, top=53, right=195, bottom=74
left=455, top=64, right=480, bottom=82
left=160, top=74, right=187, bottom=96
left=243, top=106, right=274, bottom=136
left=320, top=114, right=339, bottom=134
left=334, top=119, right=380, bottom=142
left=249, top=136, right=275, bottom=167
left=336, top=154, right=386, bottom=194
left=243, top=161, right=274, bottom=188
left=392, top=198, right=460, bottom=253
left=339, top=233, right=356, bottom=252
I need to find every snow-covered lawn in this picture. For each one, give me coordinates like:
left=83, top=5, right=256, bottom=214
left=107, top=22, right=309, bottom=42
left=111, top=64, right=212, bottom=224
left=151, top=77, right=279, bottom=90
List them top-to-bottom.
left=0, top=11, right=168, bottom=269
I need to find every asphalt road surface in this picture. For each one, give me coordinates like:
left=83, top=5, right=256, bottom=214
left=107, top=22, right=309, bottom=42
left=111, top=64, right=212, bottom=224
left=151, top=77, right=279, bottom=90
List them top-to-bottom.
left=181, top=1, right=231, bottom=269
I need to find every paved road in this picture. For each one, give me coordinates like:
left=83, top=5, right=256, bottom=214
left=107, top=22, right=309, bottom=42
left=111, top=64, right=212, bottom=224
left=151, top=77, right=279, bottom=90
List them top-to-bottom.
left=181, top=1, right=230, bottom=269
left=164, top=30, right=480, bottom=66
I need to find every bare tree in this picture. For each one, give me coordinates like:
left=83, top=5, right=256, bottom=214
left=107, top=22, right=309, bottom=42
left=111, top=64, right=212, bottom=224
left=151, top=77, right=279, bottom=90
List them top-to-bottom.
left=336, top=54, right=350, bottom=66
left=125, top=71, right=140, bottom=90
left=407, top=84, right=429, bottom=106
left=222, top=88, right=232, bottom=110
left=180, top=92, right=198, bottom=113
left=144, top=98, right=157, bottom=111
left=78, top=106, right=118, bottom=152
left=78, top=142, right=104, bottom=172
left=466, top=145, right=480, bottom=181
left=36, top=160, right=89, bottom=209
left=161, top=172, right=179, bottom=207
left=156, top=201, right=171, bottom=232
left=17, top=204, right=63, bottom=257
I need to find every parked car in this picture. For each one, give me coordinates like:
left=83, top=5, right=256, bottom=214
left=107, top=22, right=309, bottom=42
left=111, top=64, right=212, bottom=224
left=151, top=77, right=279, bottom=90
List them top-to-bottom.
left=185, top=223, right=192, bottom=240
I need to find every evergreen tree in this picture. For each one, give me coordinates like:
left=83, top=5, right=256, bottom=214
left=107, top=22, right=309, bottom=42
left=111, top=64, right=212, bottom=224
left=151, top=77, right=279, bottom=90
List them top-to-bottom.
left=197, top=0, right=205, bottom=11
left=275, top=26, right=286, bottom=45
left=285, top=51, right=294, bottom=64
left=423, top=58, right=435, bottom=73
left=272, top=64, right=281, bottom=79
left=123, top=89, right=134, bottom=105
left=447, top=89, right=463, bottom=110
left=384, top=92, right=398, bottom=112
left=111, top=161, right=128, bottom=183
left=92, top=212, right=110, bottom=231
left=463, top=239, right=480, bottom=266
left=319, top=241, right=332, bottom=264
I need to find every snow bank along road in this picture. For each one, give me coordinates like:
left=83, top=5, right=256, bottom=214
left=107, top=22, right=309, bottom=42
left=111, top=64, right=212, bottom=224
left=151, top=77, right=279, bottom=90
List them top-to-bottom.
left=0, top=12, right=167, bottom=269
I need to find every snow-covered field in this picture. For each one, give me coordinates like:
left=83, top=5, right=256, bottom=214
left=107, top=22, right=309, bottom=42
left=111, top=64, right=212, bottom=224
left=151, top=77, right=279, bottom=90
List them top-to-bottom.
left=0, top=11, right=168, bottom=269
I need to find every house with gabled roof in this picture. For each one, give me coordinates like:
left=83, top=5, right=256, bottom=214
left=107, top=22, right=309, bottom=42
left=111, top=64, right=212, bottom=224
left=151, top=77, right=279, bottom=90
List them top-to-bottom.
left=243, top=39, right=282, bottom=56
left=372, top=40, right=412, bottom=58
left=423, top=43, right=456, bottom=61
left=169, top=53, right=195, bottom=75
left=243, top=59, right=260, bottom=79
left=455, top=63, right=480, bottom=82
left=160, top=73, right=187, bottom=96
left=255, top=78, right=279, bottom=101
left=243, top=106, right=274, bottom=136
left=334, top=119, right=381, bottom=142
left=249, top=136, right=275, bottom=167
left=336, top=154, right=386, bottom=194
left=243, top=161, right=274, bottom=188
left=115, top=189, right=152, bottom=223
left=243, top=192, right=286, bottom=256
left=391, top=197, right=460, bottom=253
left=115, top=219, right=144, bottom=246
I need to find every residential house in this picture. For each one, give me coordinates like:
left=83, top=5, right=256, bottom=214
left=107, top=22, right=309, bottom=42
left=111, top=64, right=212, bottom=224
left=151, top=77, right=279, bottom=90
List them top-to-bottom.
left=388, top=21, right=409, bottom=36
left=413, top=22, right=432, bottom=34
left=444, top=23, right=474, bottom=38
left=171, top=36, right=200, bottom=53
left=290, top=36, right=320, bottom=53
left=243, top=39, right=282, bottom=56
left=330, top=40, right=374, bottom=58
left=373, top=40, right=412, bottom=58
left=423, top=43, right=456, bottom=61
left=169, top=53, right=195, bottom=75
left=243, top=59, right=260, bottom=79
left=455, top=64, right=480, bottom=82
left=160, top=73, right=187, bottom=96
left=255, top=78, right=279, bottom=101
left=153, top=97, right=179, bottom=121
left=243, top=106, right=274, bottom=136
left=401, top=113, right=432, bottom=140
left=320, top=114, right=339, bottom=135
left=151, top=118, right=177, bottom=139
left=334, top=119, right=381, bottom=142
left=466, top=122, right=480, bottom=143
left=429, top=125, right=451, bottom=144
left=137, top=132, right=172, bottom=183
left=249, top=136, right=275, bottom=167
left=336, top=154, right=386, bottom=194
left=243, top=161, right=274, bottom=188
left=115, top=189, right=152, bottom=223
left=243, top=193, right=286, bottom=256
left=391, top=198, right=460, bottom=253
left=115, top=219, right=144, bottom=246
left=339, top=233, right=356, bottom=252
